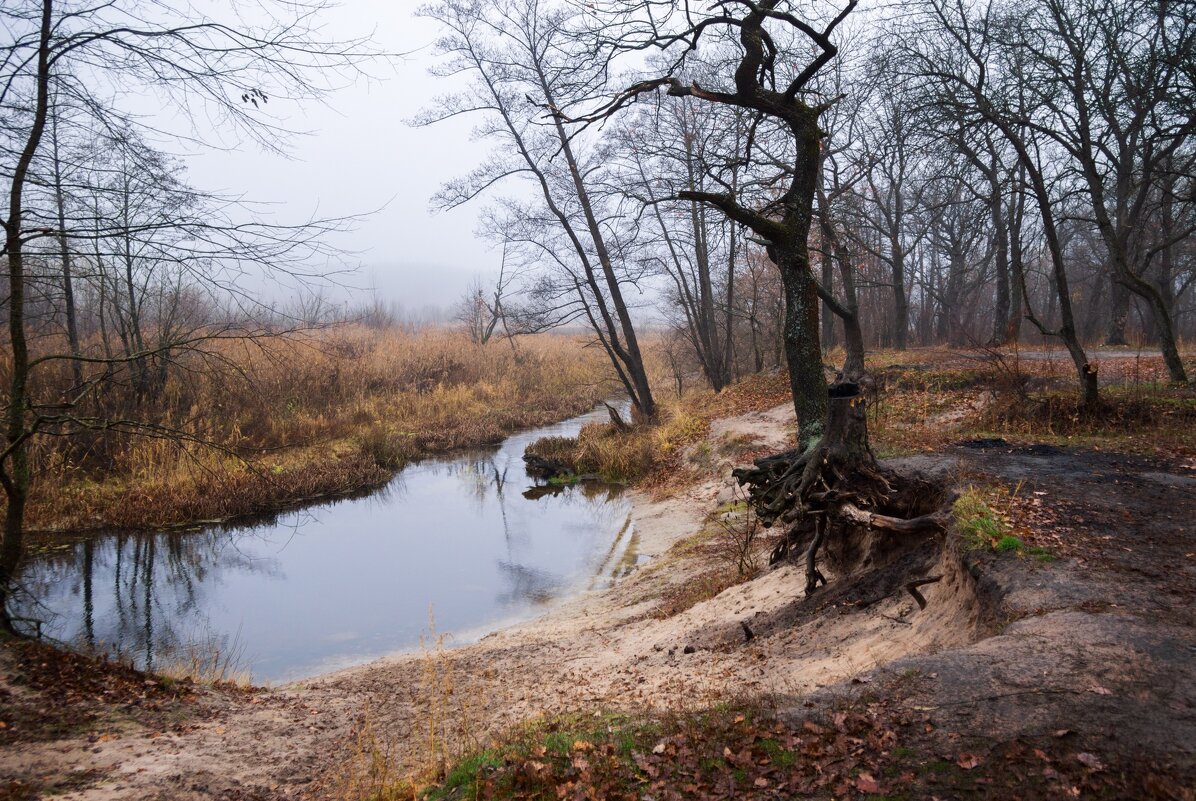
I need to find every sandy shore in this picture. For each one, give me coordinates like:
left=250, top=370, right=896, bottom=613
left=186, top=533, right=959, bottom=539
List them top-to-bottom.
left=4, top=401, right=1194, bottom=799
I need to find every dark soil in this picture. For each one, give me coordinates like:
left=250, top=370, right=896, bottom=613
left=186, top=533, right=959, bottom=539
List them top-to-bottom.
left=794, top=442, right=1196, bottom=799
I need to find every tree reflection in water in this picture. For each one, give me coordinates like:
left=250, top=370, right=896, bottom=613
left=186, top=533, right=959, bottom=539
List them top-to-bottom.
left=14, top=405, right=632, bottom=682
left=18, top=526, right=280, bottom=671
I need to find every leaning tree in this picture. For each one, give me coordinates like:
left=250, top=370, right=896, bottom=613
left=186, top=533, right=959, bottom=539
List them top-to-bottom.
left=576, top=0, right=950, bottom=595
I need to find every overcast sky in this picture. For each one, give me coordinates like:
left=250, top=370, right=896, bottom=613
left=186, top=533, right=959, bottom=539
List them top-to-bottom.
left=186, top=0, right=495, bottom=314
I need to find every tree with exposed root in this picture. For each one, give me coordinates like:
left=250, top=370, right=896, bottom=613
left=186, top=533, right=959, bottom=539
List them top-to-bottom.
left=572, top=0, right=953, bottom=592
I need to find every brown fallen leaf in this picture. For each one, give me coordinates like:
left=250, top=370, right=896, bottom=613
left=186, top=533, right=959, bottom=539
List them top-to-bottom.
left=1076, top=752, right=1104, bottom=772
left=957, top=753, right=983, bottom=770
left=856, top=773, right=881, bottom=793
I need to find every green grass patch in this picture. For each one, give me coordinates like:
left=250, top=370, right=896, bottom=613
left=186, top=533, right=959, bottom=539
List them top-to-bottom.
left=953, top=488, right=1010, bottom=550
left=994, top=535, right=1024, bottom=552
left=1027, top=545, right=1056, bottom=562
left=424, top=712, right=661, bottom=801
left=758, top=737, right=797, bottom=768
left=434, top=750, right=503, bottom=799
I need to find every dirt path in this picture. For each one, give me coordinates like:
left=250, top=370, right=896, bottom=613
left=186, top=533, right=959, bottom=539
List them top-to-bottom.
left=2, top=405, right=1194, bottom=799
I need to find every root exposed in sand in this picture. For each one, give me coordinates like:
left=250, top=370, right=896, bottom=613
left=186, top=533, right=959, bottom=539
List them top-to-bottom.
left=734, top=383, right=952, bottom=596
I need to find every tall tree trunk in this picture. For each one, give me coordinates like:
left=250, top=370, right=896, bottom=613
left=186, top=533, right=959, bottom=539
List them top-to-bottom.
left=0, top=0, right=53, bottom=632
left=541, top=77, right=656, bottom=419
left=50, top=101, right=83, bottom=387
left=776, top=114, right=829, bottom=447
left=1005, top=179, right=1026, bottom=344
left=989, top=186, right=1011, bottom=346
left=814, top=188, right=865, bottom=381
left=722, top=219, right=737, bottom=387
left=890, top=234, right=909, bottom=350
left=775, top=243, right=828, bottom=447
left=821, top=247, right=836, bottom=350
left=1105, top=278, right=1130, bottom=346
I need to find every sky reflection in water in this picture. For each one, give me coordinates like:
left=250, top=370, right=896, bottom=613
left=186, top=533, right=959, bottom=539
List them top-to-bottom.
left=17, top=408, right=632, bottom=683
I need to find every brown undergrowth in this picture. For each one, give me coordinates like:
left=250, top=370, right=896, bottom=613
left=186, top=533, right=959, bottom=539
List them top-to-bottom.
left=13, top=328, right=615, bottom=532
left=866, top=347, right=1196, bottom=457
left=524, top=370, right=793, bottom=487
left=409, top=688, right=1178, bottom=801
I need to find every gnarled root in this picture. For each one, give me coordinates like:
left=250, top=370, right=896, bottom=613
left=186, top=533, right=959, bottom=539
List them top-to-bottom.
left=735, top=382, right=950, bottom=598
left=804, top=518, right=829, bottom=595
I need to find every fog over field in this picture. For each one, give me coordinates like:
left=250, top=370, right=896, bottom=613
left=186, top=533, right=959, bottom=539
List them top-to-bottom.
left=184, top=0, right=496, bottom=311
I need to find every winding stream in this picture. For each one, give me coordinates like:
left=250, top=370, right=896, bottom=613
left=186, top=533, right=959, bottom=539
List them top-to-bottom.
left=15, top=406, right=634, bottom=683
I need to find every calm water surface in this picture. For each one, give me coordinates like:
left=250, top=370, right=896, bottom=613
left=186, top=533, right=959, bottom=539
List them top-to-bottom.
left=17, top=407, right=634, bottom=683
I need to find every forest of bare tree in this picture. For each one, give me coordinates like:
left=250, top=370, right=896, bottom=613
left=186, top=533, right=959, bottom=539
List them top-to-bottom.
left=1, top=1, right=1194, bottom=799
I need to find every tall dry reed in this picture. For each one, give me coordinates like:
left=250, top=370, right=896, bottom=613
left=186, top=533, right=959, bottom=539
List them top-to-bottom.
left=14, top=326, right=617, bottom=531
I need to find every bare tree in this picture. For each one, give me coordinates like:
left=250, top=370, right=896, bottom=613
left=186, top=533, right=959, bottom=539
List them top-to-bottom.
left=0, top=0, right=373, bottom=631
left=419, top=0, right=658, bottom=419
left=454, top=249, right=516, bottom=346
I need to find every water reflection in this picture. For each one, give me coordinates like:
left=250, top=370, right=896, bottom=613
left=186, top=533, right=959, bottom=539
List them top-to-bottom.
left=16, top=406, right=631, bottom=682
left=22, top=528, right=279, bottom=672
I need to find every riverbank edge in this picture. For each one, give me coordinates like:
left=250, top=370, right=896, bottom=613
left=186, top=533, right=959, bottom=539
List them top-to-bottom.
left=3, top=391, right=1196, bottom=799
left=21, top=395, right=607, bottom=539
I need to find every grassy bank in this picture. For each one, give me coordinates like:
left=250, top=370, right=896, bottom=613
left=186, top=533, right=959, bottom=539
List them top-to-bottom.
left=17, top=328, right=615, bottom=532
left=527, top=346, right=1195, bottom=495
left=864, top=347, right=1196, bottom=457
left=525, top=369, right=794, bottom=486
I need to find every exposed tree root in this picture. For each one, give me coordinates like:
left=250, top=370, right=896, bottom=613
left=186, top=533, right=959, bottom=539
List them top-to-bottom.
left=733, top=382, right=951, bottom=598
left=905, top=575, right=944, bottom=610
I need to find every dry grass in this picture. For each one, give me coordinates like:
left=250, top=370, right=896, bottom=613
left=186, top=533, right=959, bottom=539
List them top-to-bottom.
left=16, top=327, right=616, bottom=531
left=865, top=346, right=1196, bottom=458
left=525, top=369, right=793, bottom=486
left=323, top=616, right=488, bottom=801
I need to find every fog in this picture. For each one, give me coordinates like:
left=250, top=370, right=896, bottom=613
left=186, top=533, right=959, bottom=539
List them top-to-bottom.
left=183, top=0, right=496, bottom=312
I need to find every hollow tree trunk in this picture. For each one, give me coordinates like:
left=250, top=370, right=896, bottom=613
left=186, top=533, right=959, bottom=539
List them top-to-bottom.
left=819, top=382, right=874, bottom=468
